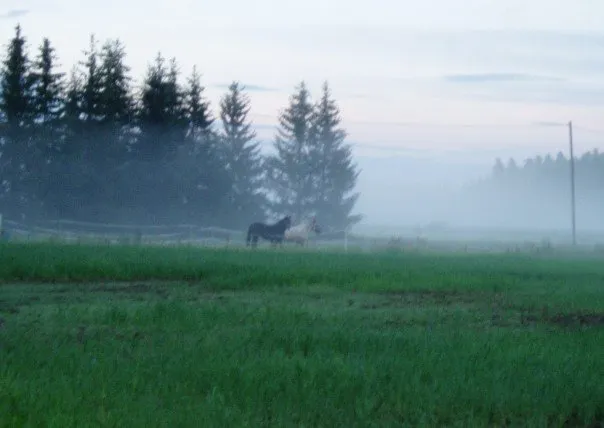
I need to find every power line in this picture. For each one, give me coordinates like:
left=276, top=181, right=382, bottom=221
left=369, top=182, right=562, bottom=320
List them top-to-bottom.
left=250, top=114, right=563, bottom=130
left=339, top=120, right=562, bottom=129
left=572, top=125, right=604, bottom=134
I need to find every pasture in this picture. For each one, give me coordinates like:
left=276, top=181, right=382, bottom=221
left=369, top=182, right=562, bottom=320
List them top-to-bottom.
left=0, top=242, right=603, bottom=427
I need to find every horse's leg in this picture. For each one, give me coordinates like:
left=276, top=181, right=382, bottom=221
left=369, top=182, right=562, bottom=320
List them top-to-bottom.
left=275, top=236, right=284, bottom=248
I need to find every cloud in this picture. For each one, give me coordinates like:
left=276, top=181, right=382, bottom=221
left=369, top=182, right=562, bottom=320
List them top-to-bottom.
left=0, top=9, right=29, bottom=19
left=436, top=68, right=604, bottom=107
left=443, top=73, right=565, bottom=84
left=212, top=83, right=278, bottom=92
left=460, top=83, right=604, bottom=107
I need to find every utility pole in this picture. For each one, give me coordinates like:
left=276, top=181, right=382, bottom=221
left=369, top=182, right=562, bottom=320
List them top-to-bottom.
left=568, top=121, right=577, bottom=246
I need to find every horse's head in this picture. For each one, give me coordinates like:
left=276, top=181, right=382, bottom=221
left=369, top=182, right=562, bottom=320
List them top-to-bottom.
left=280, top=215, right=292, bottom=230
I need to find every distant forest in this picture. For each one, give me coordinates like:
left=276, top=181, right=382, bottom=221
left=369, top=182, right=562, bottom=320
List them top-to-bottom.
left=0, top=25, right=361, bottom=231
left=460, top=150, right=604, bottom=230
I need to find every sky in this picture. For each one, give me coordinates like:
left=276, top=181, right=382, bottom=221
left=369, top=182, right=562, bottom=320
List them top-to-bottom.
left=2, top=0, right=604, bottom=227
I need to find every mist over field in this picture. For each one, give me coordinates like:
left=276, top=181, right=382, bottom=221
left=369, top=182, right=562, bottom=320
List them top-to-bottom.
left=2, top=3, right=604, bottom=426
left=3, top=8, right=604, bottom=247
left=350, top=147, right=604, bottom=244
left=354, top=154, right=487, bottom=227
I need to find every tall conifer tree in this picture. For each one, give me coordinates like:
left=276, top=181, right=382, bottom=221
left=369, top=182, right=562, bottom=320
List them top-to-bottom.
left=0, top=24, right=35, bottom=219
left=29, top=37, right=66, bottom=217
left=131, top=54, right=187, bottom=222
left=173, top=66, right=229, bottom=224
left=218, top=81, right=266, bottom=227
left=265, top=81, right=315, bottom=221
left=308, top=81, right=361, bottom=230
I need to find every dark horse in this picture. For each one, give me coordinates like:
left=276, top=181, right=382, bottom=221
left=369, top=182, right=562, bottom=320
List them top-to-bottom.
left=246, top=215, right=292, bottom=248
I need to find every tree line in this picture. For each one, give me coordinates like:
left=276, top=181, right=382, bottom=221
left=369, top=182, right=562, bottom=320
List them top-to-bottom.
left=0, top=25, right=361, bottom=231
left=461, top=150, right=604, bottom=229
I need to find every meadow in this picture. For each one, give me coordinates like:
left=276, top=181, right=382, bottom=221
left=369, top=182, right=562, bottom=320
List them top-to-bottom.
left=0, top=242, right=603, bottom=427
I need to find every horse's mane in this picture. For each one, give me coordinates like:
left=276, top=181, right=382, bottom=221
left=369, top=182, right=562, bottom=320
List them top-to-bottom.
left=275, top=215, right=291, bottom=226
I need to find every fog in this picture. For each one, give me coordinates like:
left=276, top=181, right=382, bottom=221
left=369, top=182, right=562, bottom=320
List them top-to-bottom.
left=2, top=22, right=604, bottom=243
left=4, top=117, right=604, bottom=246
left=7, top=128, right=604, bottom=244
left=351, top=147, right=604, bottom=243
left=354, top=154, right=487, bottom=227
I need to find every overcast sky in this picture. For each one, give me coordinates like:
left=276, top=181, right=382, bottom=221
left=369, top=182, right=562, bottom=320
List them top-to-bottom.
left=2, top=0, right=604, bottom=226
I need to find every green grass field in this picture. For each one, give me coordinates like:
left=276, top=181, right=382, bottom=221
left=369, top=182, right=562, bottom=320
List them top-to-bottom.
left=0, top=242, right=603, bottom=427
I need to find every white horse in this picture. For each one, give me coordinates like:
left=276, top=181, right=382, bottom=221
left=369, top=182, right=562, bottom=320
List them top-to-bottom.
left=284, top=216, right=322, bottom=246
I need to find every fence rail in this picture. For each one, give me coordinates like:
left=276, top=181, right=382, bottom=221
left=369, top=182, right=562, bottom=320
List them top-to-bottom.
left=2, top=215, right=604, bottom=255
left=0, top=216, right=354, bottom=249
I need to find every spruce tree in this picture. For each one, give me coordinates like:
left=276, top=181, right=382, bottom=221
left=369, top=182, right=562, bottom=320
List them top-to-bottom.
left=0, top=24, right=36, bottom=219
left=0, top=25, right=33, bottom=127
left=62, top=35, right=106, bottom=221
left=79, top=35, right=103, bottom=126
left=29, top=37, right=66, bottom=217
left=30, top=38, right=65, bottom=141
left=96, top=38, right=135, bottom=219
left=98, top=39, right=133, bottom=127
left=132, top=53, right=187, bottom=222
left=136, top=53, right=186, bottom=162
left=173, top=66, right=229, bottom=224
left=184, top=66, right=213, bottom=139
left=49, top=67, right=86, bottom=220
left=62, top=67, right=84, bottom=156
left=218, top=81, right=266, bottom=228
left=265, top=81, right=315, bottom=221
left=308, top=81, right=361, bottom=230
left=492, top=158, right=505, bottom=178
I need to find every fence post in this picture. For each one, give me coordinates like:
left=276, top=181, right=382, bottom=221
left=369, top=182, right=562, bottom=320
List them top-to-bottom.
left=344, top=227, right=349, bottom=253
left=134, top=229, right=142, bottom=245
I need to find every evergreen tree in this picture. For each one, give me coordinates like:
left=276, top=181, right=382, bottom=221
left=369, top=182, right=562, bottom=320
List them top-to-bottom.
left=0, top=24, right=35, bottom=219
left=0, top=25, right=34, bottom=127
left=63, top=35, right=107, bottom=221
left=80, top=35, right=103, bottom=125
left=29, top=37, right=66, bottom=217
left=30, top=38, right=65, bottom=139
left=96, top=38, right=135, bottom=219
left=98, top=38, right=134, bottom=158
left=98, top=39, right=133, bottom=127
left=136, top=53, right=186, bottom=162
left=131, top=54, right=187, bottom=222
left=165, top=58, right=185, bottom=139
left=173, top=66, right=229, bottom=224
left=184, top=66, right=213, bottom=139
left=50, top=67, right=90, bottom=220
left=62, top=67, right=84, bottom=156
left=218, top=81, right=266, bottom=228
left=265, top=81, right=315, bottom=220
left=308, top=81, right=361, bottom=230
left=492, top=158, right=505, bottom=178
left=506, top=158, right=518, bottom=169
